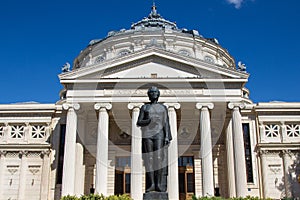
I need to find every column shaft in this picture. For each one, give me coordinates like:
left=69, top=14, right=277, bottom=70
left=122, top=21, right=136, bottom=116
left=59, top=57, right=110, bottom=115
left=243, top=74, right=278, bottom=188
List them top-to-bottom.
left=129, top=104, right=143, bottom=200
left=95, top=105, right=110, bottom=195
left=167, top=105, right=180, bottom=200
left=200, top=106, right=214, bottom=197
left=231, top=106, right=247, bottom=197
left=61, top=107, right=78, bottom=196
left=226, top=119, right=236, bottom=197
left=75, top=143, right=85, bottom=196
left=40, top=151, right=51, bottom=199
left=260, top=151, right=269, bottom=198
left=282, top=151, right=292, bottom=198
left=0, top=152, right=6, bottom=198
left=18, top=152, right=27, bottom=200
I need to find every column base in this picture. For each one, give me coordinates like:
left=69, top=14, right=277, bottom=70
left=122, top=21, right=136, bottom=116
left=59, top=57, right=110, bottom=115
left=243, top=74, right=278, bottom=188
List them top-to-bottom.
left=143, top=192, right=168, bottom=200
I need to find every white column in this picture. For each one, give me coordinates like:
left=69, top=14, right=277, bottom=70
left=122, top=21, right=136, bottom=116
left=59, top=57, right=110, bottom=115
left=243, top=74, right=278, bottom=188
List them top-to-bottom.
left=228, top=102, right=247, bottom=197
left=61, top=103, right=80, bottom=196
left=94, top=103, right=112, bottom=196
left=128, top=103, right=144, bottom=200
left=165, top=103, right=180, bottom=200
left=196, top=103, right=214, bottom=197
left=75, top=115, right=86, bottom=196
left=48, top=117, right=60, bottom=200
left=226, top=119, right=236, bottom=197
left=75, top=143, right=85, bottom=196
left=259, top=149, right=269, bottom=198
left=40, top=150, right=51, bottom=199
left=281, top=150, right=292, bottom=198
left=0, top=151, right=6, bottom=198
left=18, top=151, right=28, bottom=200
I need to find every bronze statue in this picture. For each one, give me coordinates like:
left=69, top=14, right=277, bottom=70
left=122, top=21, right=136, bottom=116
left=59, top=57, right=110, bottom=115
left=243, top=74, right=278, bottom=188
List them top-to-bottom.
left=137, top=86, right=172, bottom=193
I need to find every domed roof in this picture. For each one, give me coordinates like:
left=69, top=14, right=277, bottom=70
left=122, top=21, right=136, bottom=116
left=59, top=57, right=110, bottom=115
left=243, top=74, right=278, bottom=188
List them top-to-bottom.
left=71, top=3, right=236, bottom=71
left=131, top=3, right=177, bottom=30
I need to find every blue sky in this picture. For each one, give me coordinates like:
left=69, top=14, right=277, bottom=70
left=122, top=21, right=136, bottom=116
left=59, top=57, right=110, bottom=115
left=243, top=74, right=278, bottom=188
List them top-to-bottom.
left=0, top=0, right=299, bottom=103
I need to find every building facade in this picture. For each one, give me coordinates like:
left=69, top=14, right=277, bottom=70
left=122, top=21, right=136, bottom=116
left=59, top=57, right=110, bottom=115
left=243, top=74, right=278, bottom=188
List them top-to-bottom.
left=0, top=5, right=299, bottom=200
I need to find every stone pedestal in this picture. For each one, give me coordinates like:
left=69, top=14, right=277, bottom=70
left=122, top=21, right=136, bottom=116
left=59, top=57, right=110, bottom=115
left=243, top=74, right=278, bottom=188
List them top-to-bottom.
left=143, top=192, right=168, bottom=200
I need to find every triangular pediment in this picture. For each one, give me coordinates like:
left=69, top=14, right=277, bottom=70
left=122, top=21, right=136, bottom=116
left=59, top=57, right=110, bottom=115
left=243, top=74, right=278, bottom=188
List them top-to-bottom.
left=59, top=48, right=248, bottom=82
left=102, top=62, right=198, bottom=79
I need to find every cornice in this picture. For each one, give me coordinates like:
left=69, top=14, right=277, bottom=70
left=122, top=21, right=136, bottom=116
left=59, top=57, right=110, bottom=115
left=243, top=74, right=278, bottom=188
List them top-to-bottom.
left=0, top=104, right=56, bottom=114
left=256, top=143, right=300, bottom=151
left=0, top=144, right=51, bottom=150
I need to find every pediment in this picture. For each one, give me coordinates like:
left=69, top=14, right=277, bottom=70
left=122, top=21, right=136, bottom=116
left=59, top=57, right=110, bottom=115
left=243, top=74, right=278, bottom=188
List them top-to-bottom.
left=59, top=48, right=248, bottom=82
left=102, top=62, right=198, bottom=79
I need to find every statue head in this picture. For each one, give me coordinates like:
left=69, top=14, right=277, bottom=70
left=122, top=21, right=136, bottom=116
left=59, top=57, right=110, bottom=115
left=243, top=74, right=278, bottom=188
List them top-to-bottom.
left=147, top=86, right=160, bottom=102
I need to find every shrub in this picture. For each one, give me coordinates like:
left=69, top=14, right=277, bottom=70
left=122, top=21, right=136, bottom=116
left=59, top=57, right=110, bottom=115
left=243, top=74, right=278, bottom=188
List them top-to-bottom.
left=61, top=194, right=132, bottom=200
left=61, top=195, right=79, bottom=200
left=191, top=196, right=273, bottom=200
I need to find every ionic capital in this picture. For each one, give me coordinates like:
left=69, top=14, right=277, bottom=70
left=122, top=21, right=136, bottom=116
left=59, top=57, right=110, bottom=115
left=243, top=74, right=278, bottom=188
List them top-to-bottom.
left=228, top=102, right=245, bottom=110
left=62, top=103, right=80, bottom=111
left=94, top=103, right=112, bottom=111
left=128, top=103, right=144, bottom=110
left=164, top=103, right=181, bottom=110
left=196, top=103, right=214, bottom=110
left=259, top=149, right=268, bottom=155
left=280, top=149, right=293, bottom=158
left=0, top=150, right=7, bottom=157
left=19, top=150, right=29, bottom=158
left=40, top=150, right=51, bottom=158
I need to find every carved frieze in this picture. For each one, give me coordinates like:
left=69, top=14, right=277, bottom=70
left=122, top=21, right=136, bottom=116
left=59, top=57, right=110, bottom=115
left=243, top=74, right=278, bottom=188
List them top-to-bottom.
left=104, top=89, right=203, bottom=97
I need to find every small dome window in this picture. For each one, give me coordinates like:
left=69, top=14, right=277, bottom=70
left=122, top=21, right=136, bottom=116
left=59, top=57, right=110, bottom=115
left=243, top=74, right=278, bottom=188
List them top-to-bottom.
left=118, top=49, right=131, bottom=57
left=178, top=49, right=191, bottom=57
left=95, top=55, right=106, bottom=64
left=204, top=56, right=215, bottom=64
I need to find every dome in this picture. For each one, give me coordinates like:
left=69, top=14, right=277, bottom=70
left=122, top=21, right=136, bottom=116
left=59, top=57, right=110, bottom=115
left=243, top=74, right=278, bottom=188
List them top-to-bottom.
left=72, top=4, right=235, bottom=71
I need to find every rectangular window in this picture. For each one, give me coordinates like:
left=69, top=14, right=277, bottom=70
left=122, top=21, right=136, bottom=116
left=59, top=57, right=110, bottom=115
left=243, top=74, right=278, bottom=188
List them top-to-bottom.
left=151, top=73, right=157, bottom=78
left=242, top=123, right=254, bottom=183
left=56, top=124, right=66, bottom=184
left=178, top=156, right=194, bottom=167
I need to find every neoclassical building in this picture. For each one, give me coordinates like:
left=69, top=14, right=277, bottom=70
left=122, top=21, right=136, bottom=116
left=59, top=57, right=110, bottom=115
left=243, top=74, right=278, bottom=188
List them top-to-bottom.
left=0, top=5, right=299, bottom=200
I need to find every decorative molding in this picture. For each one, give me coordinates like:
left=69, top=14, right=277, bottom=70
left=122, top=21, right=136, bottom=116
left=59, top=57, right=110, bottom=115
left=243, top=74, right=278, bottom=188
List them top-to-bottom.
left=104, top=89, right=203, bottom=97
left=196, top=102, right=214, bottom=110
left=62, top=103, right=80, bottom=111
left=94, top=103, right=112, bottom=111
left=257, top=149, right=281, bottom=156
left=0, top=150, right=7, bottom=157
left=19, top=150, right=28, bottom=158
left=40, top=150, right=51, bottom=158
left=269, top=164, right=282, bottom=174
left=7, top=165, right=19, bottom=175
left=28, top=165, right=41, bottom=175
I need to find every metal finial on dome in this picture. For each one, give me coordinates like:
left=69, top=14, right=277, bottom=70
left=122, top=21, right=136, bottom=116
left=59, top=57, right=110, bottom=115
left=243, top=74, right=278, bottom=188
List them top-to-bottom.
left=130, top=1, right=177, bottom=30
left=151, top=1, right=157, bottom=16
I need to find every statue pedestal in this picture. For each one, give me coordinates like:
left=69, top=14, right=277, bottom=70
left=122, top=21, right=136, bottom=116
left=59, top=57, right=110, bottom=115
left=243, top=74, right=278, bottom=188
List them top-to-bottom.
left=143, top=192, right=168, bottom=200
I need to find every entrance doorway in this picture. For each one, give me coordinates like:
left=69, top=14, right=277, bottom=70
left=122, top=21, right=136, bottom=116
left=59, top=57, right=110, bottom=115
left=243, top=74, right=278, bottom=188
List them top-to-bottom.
left=178, top=156, right=195, bottom=200
left=114, top=157, right=131, bottom=195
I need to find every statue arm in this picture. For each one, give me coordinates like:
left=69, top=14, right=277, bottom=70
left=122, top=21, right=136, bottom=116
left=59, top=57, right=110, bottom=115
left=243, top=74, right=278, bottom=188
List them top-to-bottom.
left=136, top=105, right=151, bottom=127
left=163, top=106, right=172, bottom=145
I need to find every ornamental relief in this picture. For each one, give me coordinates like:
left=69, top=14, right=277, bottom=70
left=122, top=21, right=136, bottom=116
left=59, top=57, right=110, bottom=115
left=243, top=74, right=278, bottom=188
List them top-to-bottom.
left=104, top=89, right=203, bottom=97
left=261, top=122, right=300, bottom=143
left=0, top=123, right=50, bottom=143
left=286, top=124, right=300, bottom=137
left=0, top=125, right=3, bottom=138
left=0, top=150, right=48, bottom=158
